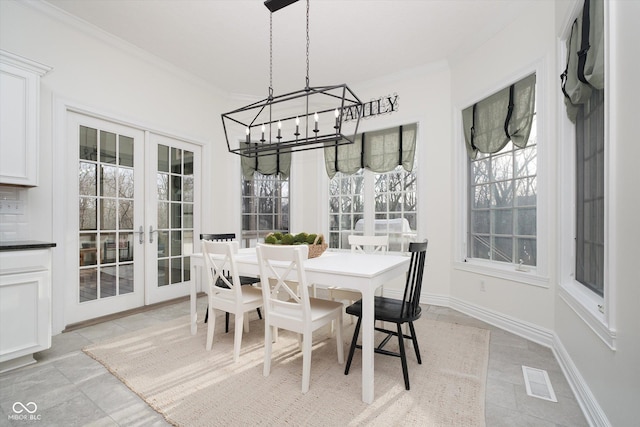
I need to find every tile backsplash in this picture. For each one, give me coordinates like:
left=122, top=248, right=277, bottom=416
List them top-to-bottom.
left=0, top=185, right=28, bottom=241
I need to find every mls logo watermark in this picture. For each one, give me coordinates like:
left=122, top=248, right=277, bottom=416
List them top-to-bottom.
left=9, top=402, right=41, bottom=421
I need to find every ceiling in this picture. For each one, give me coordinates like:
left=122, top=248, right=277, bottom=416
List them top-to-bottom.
left=44, top=0, right=536, bottom=98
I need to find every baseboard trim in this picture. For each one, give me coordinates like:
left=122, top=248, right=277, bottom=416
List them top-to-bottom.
left=419, top=292, right=609, bottom=427
left=62, top=294, right=205, bottom=332
left=553, top=335, right=612, bottom=427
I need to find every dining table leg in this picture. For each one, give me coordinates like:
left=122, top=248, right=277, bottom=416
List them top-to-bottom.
left=360, top=286, right=375, bottom=404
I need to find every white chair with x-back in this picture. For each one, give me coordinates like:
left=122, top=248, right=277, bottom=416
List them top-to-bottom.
left=201, top=240, right=263, bottom=362
left=256, top=243, right=344, bottom=394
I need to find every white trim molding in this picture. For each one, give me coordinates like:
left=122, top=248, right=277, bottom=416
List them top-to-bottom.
left=553, top=335, right=612, bottom=427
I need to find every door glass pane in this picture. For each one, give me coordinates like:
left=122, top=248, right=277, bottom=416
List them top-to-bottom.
left=79, top=126, right=137, bottom=303
left=79, top=126, right=98, bottom=161
left=100, top=131, right=117, bottom=164
left=119, top=135, right=134, bottom=167
left=158, top=145, right=169, bottom=173
left=171, top=148, right=182, bottom=174
left=184, top=150, right=193, bottom=175
left=79, top=163, right=97, bottom=196
left=100, top=165, right=117, bottom=198
left=119, top=168, right=134, bottom=198
left=171, top=176, right=182, bottom=201
left=183, top=176, right=193, bottom=202
left=79, top=198, right=97, bottom=230
left=101, top=199, right=117, bottom=230
left=119, top=200, right=134, bottom=229
left=158, top=202, right=169, bottom=229
left=171, top=203, right=181, bottom=228
left=183, top=203, right=193, bottom=228
left=119, top=232, right=133, bottom=262
left=79, top=233, right=97, bottom=266
left=171, top=258, right=182, bottom=284
left=158, top=259, right=169, bottom=286
left=119, top=264, right=134, bottom=294
left=100, top=266, right=117, bottom=298
left=80, top=268, right=97, bottom=302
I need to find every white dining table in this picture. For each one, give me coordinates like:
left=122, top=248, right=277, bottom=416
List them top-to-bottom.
left=189, top=248, right=410, bottom=404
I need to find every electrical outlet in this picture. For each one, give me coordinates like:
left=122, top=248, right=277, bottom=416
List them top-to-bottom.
left=0, top=199, right=25, bottom=215
left=480, top=280, right=486, bottom=292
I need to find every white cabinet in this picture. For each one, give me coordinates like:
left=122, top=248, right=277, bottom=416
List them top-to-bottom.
left=0, top=50, right=51, bottom=187
left=0, top=247, right=53, bottom=372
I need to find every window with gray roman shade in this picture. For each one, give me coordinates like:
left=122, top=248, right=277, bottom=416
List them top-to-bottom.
left=560, top=0, right=604, bottom=122
left=462, top=73, right=536, bottom=160
left=324, top=123, right=417, bottom=178
left=240, top=142, right=291, bottom=179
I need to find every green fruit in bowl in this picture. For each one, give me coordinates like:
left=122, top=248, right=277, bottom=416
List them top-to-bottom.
left=281, top=233, right=295, bottom=245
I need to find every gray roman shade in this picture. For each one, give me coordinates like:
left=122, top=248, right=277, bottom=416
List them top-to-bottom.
left=560, top=0, right=604, bottom=122
left=462, top=73, right=536, bottom=160
left=324, top=123, right=417, bottom=178
left=240, top=143, right=291, bottom=179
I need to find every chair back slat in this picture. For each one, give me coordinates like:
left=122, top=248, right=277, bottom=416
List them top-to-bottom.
left=348, top=235, right=389, bottom=254
left=401, top=240, right=428, bottom=317
left=256, top=244, right=311, bottom=325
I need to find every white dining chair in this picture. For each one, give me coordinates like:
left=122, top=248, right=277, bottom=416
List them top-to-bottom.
left=329, top=235, right=389, bottom=326
left=202, top=240, right=263, bottom=362
left=256, top=243, right=344, bottom=394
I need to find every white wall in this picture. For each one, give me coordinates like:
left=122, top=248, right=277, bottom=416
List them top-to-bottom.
left=0, top=1, right=228, bottom=332
left=449, top=1, right=557, bottom=331
left=553, top=1, right=640, bottom=425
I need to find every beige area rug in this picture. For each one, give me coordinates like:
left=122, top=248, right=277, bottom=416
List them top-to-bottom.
left=84, top=312, right=490, bottom=426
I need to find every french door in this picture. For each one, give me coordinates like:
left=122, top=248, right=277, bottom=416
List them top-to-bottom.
left=66, top=112, right=200, bottom=324
left=145, top=133, right=200, bottom=304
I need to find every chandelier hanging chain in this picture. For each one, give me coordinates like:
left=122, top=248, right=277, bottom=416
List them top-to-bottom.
left=305, top=0, right=310, bottom=89
left=269, top=11, right=273, bottom=99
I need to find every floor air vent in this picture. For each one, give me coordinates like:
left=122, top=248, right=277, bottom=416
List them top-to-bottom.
left=522, top=366, right=557, bottom=402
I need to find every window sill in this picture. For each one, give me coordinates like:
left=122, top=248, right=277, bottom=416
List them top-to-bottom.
left=454, top=259, right=549, bottom=288
left=558, top=280, right=616, bottom=350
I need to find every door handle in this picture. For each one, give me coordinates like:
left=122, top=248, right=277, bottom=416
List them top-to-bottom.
left=149, top=225, right=159, bottom=244
left=134, top=226, right=144, bottom=244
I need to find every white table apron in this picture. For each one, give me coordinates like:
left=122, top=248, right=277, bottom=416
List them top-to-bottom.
left=189, top=249, right=410, bottom=404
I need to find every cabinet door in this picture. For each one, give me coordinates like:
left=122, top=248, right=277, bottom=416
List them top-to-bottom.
left=0, top=51, right=50, bottom=186
left=0, top=270, right=51, bottom=362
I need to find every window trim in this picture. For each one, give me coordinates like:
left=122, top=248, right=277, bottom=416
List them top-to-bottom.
left=557, top=0, right=615, bottom=350
left=454, top=64, right=549, bottom=288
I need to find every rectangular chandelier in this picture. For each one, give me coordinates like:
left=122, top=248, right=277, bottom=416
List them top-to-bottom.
left=221, top=0, right=362, bottom=157
left=222, top=84, right=362, bottom=157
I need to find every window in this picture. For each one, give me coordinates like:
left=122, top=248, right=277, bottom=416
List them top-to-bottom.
left=575, top=88, right=604, bottom=296
left=467, top=117, right=537, bottom=267
left=329, top=163, right=417, bottom=252
left=328, top=170, right=364, bottom=249
left=241, top=172, right=289, bottom=247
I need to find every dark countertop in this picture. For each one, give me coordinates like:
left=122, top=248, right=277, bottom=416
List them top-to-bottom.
left=0, top=241, right=57, bottom=251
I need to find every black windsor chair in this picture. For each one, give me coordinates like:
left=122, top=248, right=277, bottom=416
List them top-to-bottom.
left=343, top=240, right=428, bottom=390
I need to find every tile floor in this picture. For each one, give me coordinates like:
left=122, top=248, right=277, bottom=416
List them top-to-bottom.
left=0, top=299, right=588, bottom=426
